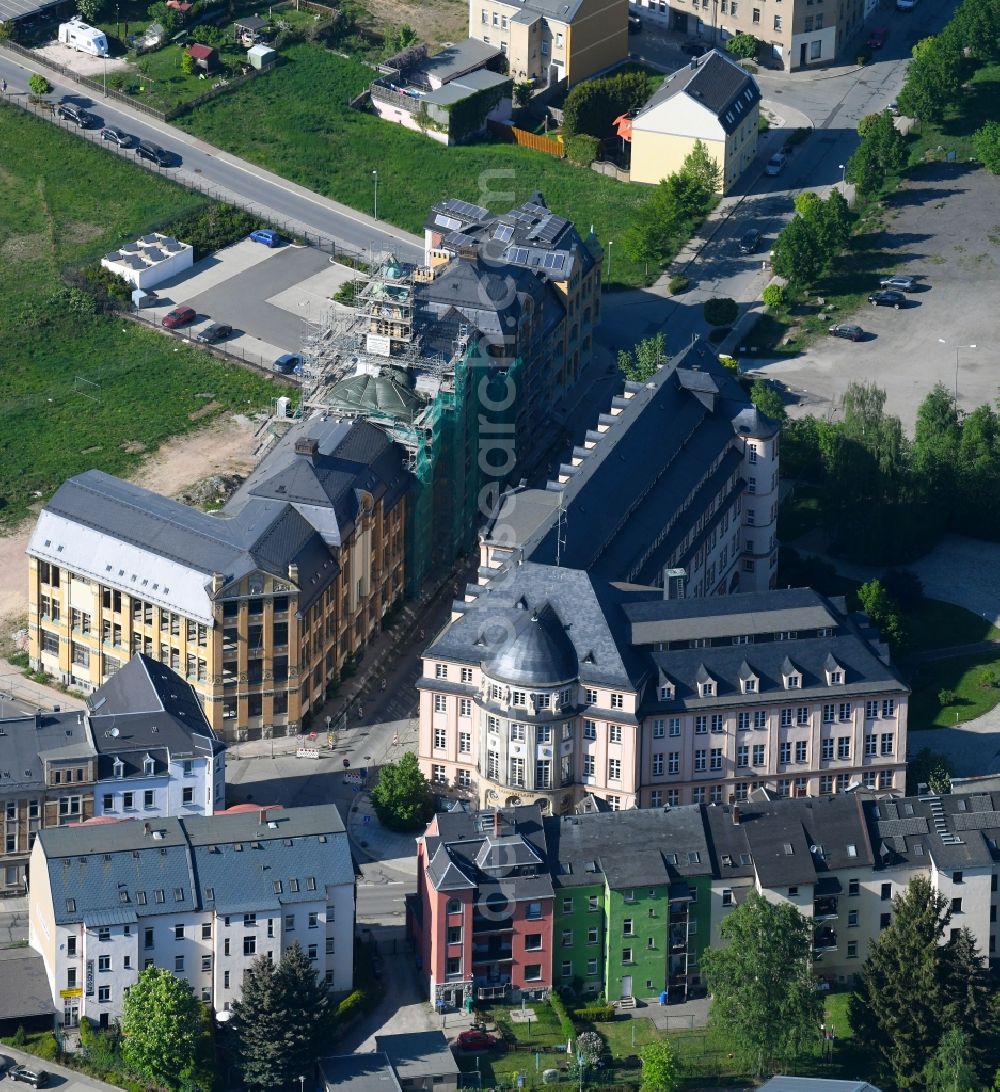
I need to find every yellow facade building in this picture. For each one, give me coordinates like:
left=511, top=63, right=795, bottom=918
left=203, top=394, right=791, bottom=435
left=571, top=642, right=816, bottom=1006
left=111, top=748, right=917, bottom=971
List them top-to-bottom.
left=630, top=50, right=760, bottom=193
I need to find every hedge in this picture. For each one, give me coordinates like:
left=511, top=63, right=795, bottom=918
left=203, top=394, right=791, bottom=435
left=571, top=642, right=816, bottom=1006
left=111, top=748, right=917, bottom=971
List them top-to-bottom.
left=550, top=991, right=577, bottom=1042
left=574, top=1003, right=616, bottom=1023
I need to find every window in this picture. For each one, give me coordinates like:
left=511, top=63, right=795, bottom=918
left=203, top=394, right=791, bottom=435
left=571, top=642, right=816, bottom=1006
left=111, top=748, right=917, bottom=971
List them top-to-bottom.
left=752, top=5, right=759, bottom=21
left=774, top=14, right=782, bottom=30
left=435, top=663, right=448, bottom=679
left=584, top=688, right=598, bottom=704
left=610, top=693, right=624, bottom=709
left=433, top=695, right=447, bottom=713
left=882, top=699, right=896, bottom=718
left=839, top=702, right=852, bottom=721
left=823, top=704, right=835, bottom=724
left=738, top=712, right=751, bottom=731
left=711, top=714, right=724, bottom=733
left=695, top=716, right=707, bottom=735
left=669, top=717, right=681, bottom=737
left=653, top=719, right=665, bottom=738
left=583, top=720, right=597, bottom=740
left=609, top=725, right=622, bottom=744
left=434, top=727, right=447, bottom=749
left=459, top=731, right=471, bottom=754
left=865, top=733, right=877, bottom=756
left=881, top=733, right=894, bottom=755
left=838, top=736, right=851, bottom=760
left=822, top=738, right=834, bottom=761
left=795, top=741, right=808, bottom=763
left=779, top=742, right=791, bottom=764
left=737, top=745, right=749, bottom=768
left=711, top=748, right=723, bottom=771
left=694, top=749, right=706, bottom=772
left=583, top=755, right=595, bottom=777
left=608, top=758, right=621, bottom=780
left=536, top=760, right=551, bottom=789
left=879, top=770, right=894, bottom=789
left=819, top=775, right=833, bottom=794
left=182, top=786, right=194, bottom=805
left=144, top=789, right=155, bottom=809
left=953, top=871, right=963, bottom=884
left=849, top=879, right=860, bottom=896
left=881, top=883, right=892, bottom=901
left=588, top=896, right=599, bottom=912
left=562, top=897, right=574, bottom=914
left=952, top=897, right=963, bottom=914
left=526, top=902, right=542, bottom=920
left=848, top=910, right=859, bottom=927
left=880, top=912, right=891, bottom=929
left=623, top=918, right=635, bottom=936
left=202, top=923, right=212, bottom=940
left=174, top=925, right=184, bottom=940
left=526, top=934, right=542, bottom=950
left=244, top=936, right=257, bottom=956
left=326, top=937, right=336, bottom=955
left=622, top=948, right=633, bottom=964
left=98, top=954, right=111, bottom=972
left=586, top=958, right=598, bottom=975
left=562, top=960, right=573, bottom=978
left=525, top=964, right=542, bottom=981
left=98, top=985, right=111, bottom=1004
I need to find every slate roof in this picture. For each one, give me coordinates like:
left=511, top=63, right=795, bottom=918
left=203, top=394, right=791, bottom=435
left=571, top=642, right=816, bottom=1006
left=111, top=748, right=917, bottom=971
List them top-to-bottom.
left=418, top=37, right=502, bottom=83
left=635, top=49, right=761, bottom=135
left=484, top=338, right=776, bottom=585
left=30, top=418, right=408, bottom=623
left=487, top=603, right=580, bottom=686
left=88, top=655, right=221, bottom=778
left=0, top=709, right=95, bottom=794
left=863, top=792, right=1000, bottom=872
left=706, top=795, right=873, bottom=888
left=39, top=805, right=352, bottom=925
left=423, top=805, right=554, bottom=901
left=546, top=806, right=711, bottom=889
left=0, top=947, right=56, bottom=1024
left=374, top=1032, right=460, bottom=1082
left=319, top=1054, right=401, bottom=1092
left=760, top=1079, right=881, bottom=1092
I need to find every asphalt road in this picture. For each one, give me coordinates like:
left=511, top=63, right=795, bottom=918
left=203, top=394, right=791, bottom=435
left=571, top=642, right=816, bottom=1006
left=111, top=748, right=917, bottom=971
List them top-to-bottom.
left=0, top=1047, right=123, bottom=1092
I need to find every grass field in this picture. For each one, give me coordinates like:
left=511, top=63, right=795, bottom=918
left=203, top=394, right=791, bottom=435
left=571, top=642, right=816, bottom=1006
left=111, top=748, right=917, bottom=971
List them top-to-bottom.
left=176, top=43, right=651, bottom=287
left=907, top=60, right=1000, bottom=165
left=0, top=105, right=280, bottom=527
left=906, top=599, right=998, bottom=655
left=908, top=650, right=1000, bottom=728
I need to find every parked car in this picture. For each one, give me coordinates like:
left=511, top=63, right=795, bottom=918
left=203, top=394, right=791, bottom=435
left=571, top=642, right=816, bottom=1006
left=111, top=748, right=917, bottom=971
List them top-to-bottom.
left=896, top=0, right=918, bottom=10
left=628, top=11, right=642, bottom=31
left=867, top=26, right=888, bottom=48
left=680, top=39, right=708, bottom=56
left=887, top=101, right=900, bottom=116
left=56, top=102, right=96, bottom=128
left=100, top=125, right=134, bottom=147
left=135, top=139, right=170, bottom=167
left=765, top=152, right=787, bottom=176
left=249, top=228, right=282, bottom=247
left=739, top=229, right=761, bottom=254
left=879, top=274, right=917, bottom=291
left=868, top=290, right=906, bottom=309
left=162, top=306, right=196, bottom=329
left=195, top=322, right=233, bottom=344
left=829, top=323, right=865, bottom=341
left=273, top=352, right=304, bottom=375
left=456, top=1030, right=500, bottom=1051
left=0, top=1055, right=11, bottom=1078
left=9, top=1067, right=49, bottom=1088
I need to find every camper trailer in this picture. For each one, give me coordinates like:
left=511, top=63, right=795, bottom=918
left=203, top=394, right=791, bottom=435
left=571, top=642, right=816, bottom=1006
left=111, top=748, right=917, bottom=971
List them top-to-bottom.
left=58, top=17, right=110, bottom=57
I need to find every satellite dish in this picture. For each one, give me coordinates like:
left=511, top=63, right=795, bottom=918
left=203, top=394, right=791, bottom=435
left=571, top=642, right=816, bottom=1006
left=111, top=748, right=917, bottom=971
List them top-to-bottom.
left=110, top=726, right=120, bottom=738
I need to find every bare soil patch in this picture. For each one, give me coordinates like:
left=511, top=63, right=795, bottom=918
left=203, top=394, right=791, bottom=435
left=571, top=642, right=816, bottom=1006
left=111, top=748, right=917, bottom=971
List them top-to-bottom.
left=361, top=0, right=467, bottom=45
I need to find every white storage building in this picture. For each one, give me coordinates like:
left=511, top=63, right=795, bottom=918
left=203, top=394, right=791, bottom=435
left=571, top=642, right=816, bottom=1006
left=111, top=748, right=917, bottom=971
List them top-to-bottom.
left=100, top=233, right=193, bottom=291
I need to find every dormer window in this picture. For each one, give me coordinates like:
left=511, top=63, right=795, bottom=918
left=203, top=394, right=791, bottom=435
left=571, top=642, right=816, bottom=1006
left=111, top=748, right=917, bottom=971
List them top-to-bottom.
left=830, top=670, right=843, bottom=685
left=786, top=675, right=800, bottom=689
left=744, top=678, right=757, bottom=693
left=701, top=681, right=714, bottom=697
left=659, top=683, right=674, bottom=701
left=143, top=755, right=155, bottom=776
left=113, top=759, right=124, bottom=779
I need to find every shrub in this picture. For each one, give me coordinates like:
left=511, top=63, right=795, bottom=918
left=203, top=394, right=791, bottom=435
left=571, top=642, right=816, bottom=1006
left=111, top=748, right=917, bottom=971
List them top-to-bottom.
left=725, top=32, right=758, bottom=60
left=562, top=70, right=654, bottom=139
left=107, top=71, right=128, bottom=91
left=28, top=73, right=52, bottom=95
left=857, top=112, right=882, bottom=136
left=758, top=114, right=770, bottom=132
left=785, top=126, right=812, bottom=148
left=564, top=133, right=599, bottom=166
left=168, top=204, right=264, bottom=259
left=668, top=274, right=689, bottom=295
left=333, top=279, right=365, bottom=305
left=762, top=283, right=786, bottom=310
left=703, top=296, right=738, bottom=326
left=718, top=354, right=739, bottom=374
left=7, top=650, right=29, bottom=668
left=978, top=668, right=999, bottom=689
left=938, top=688, right=956, bottom=707
left=336, top=989, right=368, bottom=1023
left=550, top=991, right=576, bottom=1042
left=574, top=1003, right=616, bottom=1022
left=12, top=1025, right=27, bottom=1046
left=31, top=1032, right=59, bottom=1060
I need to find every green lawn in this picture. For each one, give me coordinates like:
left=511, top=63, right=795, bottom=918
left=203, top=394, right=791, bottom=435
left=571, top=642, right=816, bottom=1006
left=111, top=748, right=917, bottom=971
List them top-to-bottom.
left=127, top=41, right=251, bottom=113
left=175, top=43, right=650, bottom=287
left=907, top=60, right=1000, bottom=165
left=0, top=105, right=280, bottom=528
left=905, top=599, right=999, bottom=655
left=908, top=650, right=1000, bottom=728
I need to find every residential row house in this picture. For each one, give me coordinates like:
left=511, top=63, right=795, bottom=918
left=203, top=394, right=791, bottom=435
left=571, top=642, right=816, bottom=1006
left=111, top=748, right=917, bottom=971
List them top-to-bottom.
left=469, top=0, right=629, bottom=88
left=629, top=0, right=874, bottom=70
left=27, top=416, right=408, bottom=740
left=418, top=565, right=907, bottom=815
left=1, top=655, right=223, bottom=898
left=410, top=790, right=1000, bottom=1007
left=28, top=804, right=355, bottom=1028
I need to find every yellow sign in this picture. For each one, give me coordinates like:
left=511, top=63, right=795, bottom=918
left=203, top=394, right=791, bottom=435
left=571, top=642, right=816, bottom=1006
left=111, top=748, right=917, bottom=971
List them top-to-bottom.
left=59, top=988, right=82, bottom=998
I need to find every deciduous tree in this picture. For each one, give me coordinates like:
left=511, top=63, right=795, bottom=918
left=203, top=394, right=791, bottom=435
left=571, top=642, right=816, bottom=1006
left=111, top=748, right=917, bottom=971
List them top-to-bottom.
left=973, top=120, right=1000, bottom=174
left=618, top=332, right=666, bottom=382
left=749, top=378, right=786, bottom=422
left=371, top=751, right=435, bottom=831
left=702, top=891, right=822, bottom=1076
left=120, top=967, right=203, bottom=1090
left=639, top=1039, right=678, bottom=1092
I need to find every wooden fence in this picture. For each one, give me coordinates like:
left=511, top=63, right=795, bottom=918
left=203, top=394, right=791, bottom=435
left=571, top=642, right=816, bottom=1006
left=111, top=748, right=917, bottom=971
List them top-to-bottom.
left=488, top=119, right=564, bottom=158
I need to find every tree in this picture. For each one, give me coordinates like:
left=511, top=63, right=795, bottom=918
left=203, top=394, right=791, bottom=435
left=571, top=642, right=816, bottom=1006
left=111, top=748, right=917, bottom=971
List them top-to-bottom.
left=76, top=0, right=102, bottom=22
left=725, top=32, right=758, bottom=59
left=897, top=36, right=962, bottom=122
left=180, top=50, right=196, bottom=76
left=562, top=71, right=653, bottom=139
left=28, top=73, right=52, bottom=96
left=513, top=81, right=533, bottom=108
left=973, top=120, right=1000, bottom=173
left=680, top=138, right=722, bottom=197
left=621, top=200, right=669, bottom=276
left=771, top=215, right=822, bottom=286
left=762, top=283, right=786, bottom=310
left=703, top=297, right=737, bottom=326
left=618, top=333, right=666, bottom=382
left=749, top=378, right=786, bottom=422
left=371, top=751, right=435, bottom=831
left=851, top=877, right=951, bottom=1088
left=702, top=892, right=822, bottom=1076
left=938, top=929, right=999, bottom=1081
left=233, top=942, right=332, bottom=1091
left=120, top=967, right=203, bottom=1090
left=924, top=1030, right=978, bottom=1092
left=576, top=1031, right=605, bottom=1067
left=639, top=1039, right=678, bottom=1092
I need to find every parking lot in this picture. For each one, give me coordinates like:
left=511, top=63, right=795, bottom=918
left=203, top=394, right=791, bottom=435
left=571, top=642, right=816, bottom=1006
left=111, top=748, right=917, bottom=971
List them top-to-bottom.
left=761, top=163, right=1000, bottom=429
left=141, top=240, right=356, bottom=367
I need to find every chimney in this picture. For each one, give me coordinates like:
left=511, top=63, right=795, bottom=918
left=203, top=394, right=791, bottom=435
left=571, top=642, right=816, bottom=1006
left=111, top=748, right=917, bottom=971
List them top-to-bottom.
left=294, top=437, right=320, bottom=460
left=288, top=563, right=299, bottom=584
left=211, top=572, right=225, bottom=595
left=77, top=713, right=83, bottom=726
left=732, top=805, right=741, bottom=826
left=259, top=808, right=267, bottom=827
left=493, top=810, right=501, bottom=838
left=144, top=822, right=152, bottom=837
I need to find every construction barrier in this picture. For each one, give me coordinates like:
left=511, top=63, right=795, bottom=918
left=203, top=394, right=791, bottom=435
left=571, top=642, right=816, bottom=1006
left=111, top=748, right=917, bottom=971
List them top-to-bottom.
left=296, top=747, right=321, bottom=760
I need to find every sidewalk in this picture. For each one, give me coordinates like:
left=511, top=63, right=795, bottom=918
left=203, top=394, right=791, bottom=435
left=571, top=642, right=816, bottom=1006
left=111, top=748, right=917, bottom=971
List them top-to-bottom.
left=0, top=668, right=86, bottom=713
left=347, top=791, right=420, bottom=877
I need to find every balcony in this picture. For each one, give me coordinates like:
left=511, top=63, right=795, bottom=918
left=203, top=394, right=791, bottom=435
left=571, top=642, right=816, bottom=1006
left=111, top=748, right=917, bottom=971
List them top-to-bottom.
left=813, top=897, right=839, bottom=921
left=472, top=918, right=514, bottom=935
left=813, top=928, right=838, bottom=954
left=472, top=943, right=513, bottom=962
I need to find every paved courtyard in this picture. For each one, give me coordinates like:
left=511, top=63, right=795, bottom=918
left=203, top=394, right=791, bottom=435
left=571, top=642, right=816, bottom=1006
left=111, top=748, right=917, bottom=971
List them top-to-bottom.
left=761, top=164, right=1000, bottom=430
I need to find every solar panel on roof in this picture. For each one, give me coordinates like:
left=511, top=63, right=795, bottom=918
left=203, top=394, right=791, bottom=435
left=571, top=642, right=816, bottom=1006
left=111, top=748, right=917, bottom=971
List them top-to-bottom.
left=493, top=223, right=514, bottom=242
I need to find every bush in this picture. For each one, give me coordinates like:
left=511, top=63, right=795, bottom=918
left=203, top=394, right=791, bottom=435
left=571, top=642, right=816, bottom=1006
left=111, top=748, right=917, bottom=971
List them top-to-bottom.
left=725, top=32, right=758, bottom=60
left=562, top=70, right=655, bottom=139
left=28, top=73, right=52, bottom=95
left=758, top=114, right=770, bottom=132
left=785, top=126, right=812, bottom=148
left=564, top=133, right=599, bottom=166
left=168, top=204, right=264, bottom=259
left=667, top=274, right=689, bottom=295
left=333, top=279, right=365, bottom=305
left=762, top=283, right=786, bottom=310
left=703, top=296, right=738, bottom=326
left=7, top=650, right=29, bottom=668
left=336, top=989, right=368, bottom=1024
left=550, top=991, right=577, bottom=1042
left=574, top=1003, right=616, bottom=1022
left=11, top=1025, right=27, bottom=1047
left=31, top=1032, right=59, bottom=1060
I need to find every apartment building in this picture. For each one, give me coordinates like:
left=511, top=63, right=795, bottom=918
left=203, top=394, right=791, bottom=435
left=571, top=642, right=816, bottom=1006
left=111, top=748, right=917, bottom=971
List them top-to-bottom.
left=470, top=0, right=628, bottom=87
left=628, top=0, right=869, bottom=70
left=629, top=50, right=761, bottom=192
left=479, top=338, right=779, bottom=595
left=27, top=417, right=408, bottom=740
left=419, top=562, right=907, bottom=813
left=89, top=653, right=225, bottom=819
left=0, top=708, right=97, bottom=897
left=28, top=805, right=355, bottom=1029
left=412, top=805, right=555, bottom=1008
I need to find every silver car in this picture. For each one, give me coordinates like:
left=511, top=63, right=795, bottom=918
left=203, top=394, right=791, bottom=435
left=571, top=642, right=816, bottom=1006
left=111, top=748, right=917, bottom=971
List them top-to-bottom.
left=765, top=152, right=787, bottom=176
left=878, top=275, right=917, bottom=291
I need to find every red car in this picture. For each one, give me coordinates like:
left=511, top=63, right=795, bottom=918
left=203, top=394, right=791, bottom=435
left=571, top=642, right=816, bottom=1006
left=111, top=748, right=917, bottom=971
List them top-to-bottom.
left=867, top=26, right=888, bottom=48
left=162, top=306, right=196, bottom=329
left=456, top=1030, right=499, bottom=1051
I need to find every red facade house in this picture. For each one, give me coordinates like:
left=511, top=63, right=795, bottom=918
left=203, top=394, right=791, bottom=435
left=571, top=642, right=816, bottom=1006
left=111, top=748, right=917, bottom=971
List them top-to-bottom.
left=409, top=804, right=554, bottom=1008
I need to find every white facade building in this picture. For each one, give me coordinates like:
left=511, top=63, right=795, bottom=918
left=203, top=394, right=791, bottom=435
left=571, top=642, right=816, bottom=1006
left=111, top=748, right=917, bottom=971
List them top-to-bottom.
left=100, top=233, right=193, bottom=292
left=28, top=806, right=355, bottom=1028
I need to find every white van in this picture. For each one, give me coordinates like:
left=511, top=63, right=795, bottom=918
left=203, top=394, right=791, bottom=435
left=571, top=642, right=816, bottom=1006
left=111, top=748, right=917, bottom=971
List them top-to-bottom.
left=58, top=17, right=110, bottom=57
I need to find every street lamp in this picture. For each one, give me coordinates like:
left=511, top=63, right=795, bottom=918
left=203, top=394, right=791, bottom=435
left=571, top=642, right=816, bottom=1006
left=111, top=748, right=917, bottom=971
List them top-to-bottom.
left=116, top=3, right=120, bottom=39
left=838, top=163, right=846, bottom=186
left=371, top=169, right=378, bottom=221
left=606, top=239, right=613, bottom=290
left=939, top=338, right=976, bottom=406
left=298, top=1077, right=305, bottom=1092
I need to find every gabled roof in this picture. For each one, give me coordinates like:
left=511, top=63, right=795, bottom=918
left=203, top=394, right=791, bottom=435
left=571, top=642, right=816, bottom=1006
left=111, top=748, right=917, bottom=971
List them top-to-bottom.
left=634, top=49, right=761, bottom=134
left=0, top=708, right=95, bottom=793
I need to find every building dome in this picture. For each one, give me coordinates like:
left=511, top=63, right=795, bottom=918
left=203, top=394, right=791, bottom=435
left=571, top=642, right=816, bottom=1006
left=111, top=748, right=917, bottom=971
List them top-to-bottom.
left=327, top=370, right=422, bottom=423
left=486, top=603, right=578, bottom=686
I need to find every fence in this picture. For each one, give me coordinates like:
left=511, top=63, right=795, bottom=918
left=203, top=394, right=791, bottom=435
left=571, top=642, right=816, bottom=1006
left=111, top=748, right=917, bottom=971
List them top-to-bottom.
left=487, top=119, right=565, bottom=158
left=591, top=160, right=630, bottom=182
